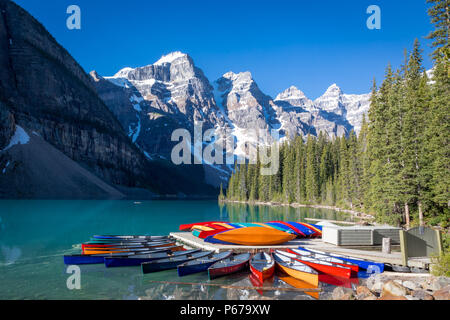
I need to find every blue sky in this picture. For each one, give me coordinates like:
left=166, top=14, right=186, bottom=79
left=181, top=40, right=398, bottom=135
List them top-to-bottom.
left=14, top=0, right=434, bottom=99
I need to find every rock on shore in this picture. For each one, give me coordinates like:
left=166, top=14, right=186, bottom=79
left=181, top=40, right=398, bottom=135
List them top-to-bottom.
left=332, top=273, right=450, bottom=300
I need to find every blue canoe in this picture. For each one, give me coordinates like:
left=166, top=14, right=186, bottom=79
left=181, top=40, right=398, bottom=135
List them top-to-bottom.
left=264, top=222, right=297, bottom=235
left=285, top=222, right=316, bottom=237
left=64, top=247, right=176, bottom=265
left=297, top=247, right=384, bottom=273
left=104, top=249, right=200, bottom=268
left=142, top=251, right=213, bottom=274
left=177, top=251, right=233, bottom=277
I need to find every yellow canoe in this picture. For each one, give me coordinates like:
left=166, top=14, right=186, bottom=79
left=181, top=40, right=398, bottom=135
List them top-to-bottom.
left=191, top=225, right=215, bottom=232
left=212, top=227, right=296, bottom=246
left=274, top=251, right=319, bottom=287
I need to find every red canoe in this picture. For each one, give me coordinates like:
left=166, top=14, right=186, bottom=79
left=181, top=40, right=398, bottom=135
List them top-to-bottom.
left=179, top=221, right=224, bottom=231
left=270, top=221, right=306, bottom=237
left=288, top=248, right=359, bottom=273
left=280, top=250, right=352, bottom=279
left=250, top=252, right=275, bottom=283
left=208, top=253, right=251, bottom=280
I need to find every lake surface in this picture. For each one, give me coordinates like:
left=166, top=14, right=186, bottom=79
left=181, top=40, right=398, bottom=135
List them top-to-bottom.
left=0, top=200, right=360, bottom=300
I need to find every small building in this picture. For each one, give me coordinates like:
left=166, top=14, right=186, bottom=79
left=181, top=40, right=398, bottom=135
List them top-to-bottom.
left=322, top=225, right=401, bottom=246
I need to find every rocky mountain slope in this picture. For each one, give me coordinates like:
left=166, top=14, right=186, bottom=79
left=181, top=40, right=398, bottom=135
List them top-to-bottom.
left=0, top=0, right=215, bottom=198
left=92, top=52, right=371, bottom=186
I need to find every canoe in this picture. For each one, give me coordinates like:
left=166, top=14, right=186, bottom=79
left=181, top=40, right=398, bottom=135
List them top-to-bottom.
left=270, top=221, right=306, bottom=237
left=179, top=222, right=223, bottom=231
left=259, top=222, right=296, bottom=235
left=284, top=222, right=316, bottom=237
left=210, top=223, right=236, bottom=229
left=297, top=223, right=322, bottom=237
left=191, top=225, right=215, bottom=232
left=207, top=227, right=296, bottom=246
left=193, top=229, right=231, bottom=239
left=92, top=235, right=168, bottom=241
left=86, top=237, right=168, bottom=244
left=82, top=240, right=173, bottom=250
left=82, top=242, right=176, bottom=254
left=64, top=246, right=179, bottom=265
left=82, top=246, right=177, bottom=255
left=297, top=247, right=384, bottom=273
left=288, top=248, right=359, bottom=273
left=105, top=249, right=200, bottom=268
left=280, top=250, right=352, bottom=278
left=142, top=251, right=213, bottom=274
left=177, top=251, right=233, bottom=277
left=273, top=251, right=319, bottom=287
left=250, top=252, right=275, bottom=283
left=208, top=253, right=251, bottom=280
left=278, top=274, right=320, bottom=300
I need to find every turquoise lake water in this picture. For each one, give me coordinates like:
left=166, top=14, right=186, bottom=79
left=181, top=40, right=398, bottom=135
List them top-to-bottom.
left=0, top=200, right=359, bottom=300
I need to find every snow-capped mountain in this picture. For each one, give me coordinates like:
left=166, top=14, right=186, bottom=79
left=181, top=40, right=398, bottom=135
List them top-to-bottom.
left=91, top=51, right=371, bottom=186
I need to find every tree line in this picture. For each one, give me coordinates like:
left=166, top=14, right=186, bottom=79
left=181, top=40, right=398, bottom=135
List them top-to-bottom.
left=221, top=0, right=449, bottom=228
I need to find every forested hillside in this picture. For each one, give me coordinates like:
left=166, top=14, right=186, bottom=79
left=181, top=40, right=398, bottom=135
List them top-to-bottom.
left=223, top=0, right=449, bottom=229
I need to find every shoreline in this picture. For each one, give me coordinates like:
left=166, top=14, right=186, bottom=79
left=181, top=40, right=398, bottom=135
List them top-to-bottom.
left=220, top=199, right=376, bottom=222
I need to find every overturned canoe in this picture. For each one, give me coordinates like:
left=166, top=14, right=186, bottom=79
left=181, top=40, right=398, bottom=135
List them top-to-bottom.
left=179, top=222, right=223, bottom=231
left=206, top=227, right=296, bottom=246
left=92, top=235, right=168, bottom=241
left=63, top=246, right=179, bottom=265
left=105, top=249, right=200, bottom=268
left=142, top=251, right=213, bottom=274
left=177, top=251, right=233, bottom=277
left=273, top=251, right=319, bottom=287
left=250, top=252, right=275, bottom=283
left=208, top=253, right=251, bottom=280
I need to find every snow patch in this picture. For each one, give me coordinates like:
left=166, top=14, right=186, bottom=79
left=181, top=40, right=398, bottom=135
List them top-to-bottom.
left=154, top=52, right=187, bottom=66
left=2, top=126, right=30, bottom=152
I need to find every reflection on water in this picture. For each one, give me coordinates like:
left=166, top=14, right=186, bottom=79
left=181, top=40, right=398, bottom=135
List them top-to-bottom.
left=0, top=200, right=353, bottom=300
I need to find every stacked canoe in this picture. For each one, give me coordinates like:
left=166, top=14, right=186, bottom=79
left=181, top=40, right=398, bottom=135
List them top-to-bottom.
left=181, top=221, right=322, bottom=246
left=62, top=234, right=385, bottom=295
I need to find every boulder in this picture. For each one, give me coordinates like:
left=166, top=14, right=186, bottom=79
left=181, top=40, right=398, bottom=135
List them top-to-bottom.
left=365, top=274, right=384, bottom=293
left=424, top=277, right=450, bottom=292
left=382, top=280, right=410, bottom=297
left=402, top=280, right=421, bottom=291
left=433, top=285, right=450, bottom=300
left=356, top=286, right=376, bottom=300
left=332, top=287, right=354, bottom=300
left=411, top=290, right=434, bottom=300
left=378, top=293, right=408, bottom=300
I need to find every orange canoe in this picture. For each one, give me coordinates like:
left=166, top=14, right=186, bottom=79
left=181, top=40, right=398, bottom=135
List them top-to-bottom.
left=209, top=227, right=296, bottom=246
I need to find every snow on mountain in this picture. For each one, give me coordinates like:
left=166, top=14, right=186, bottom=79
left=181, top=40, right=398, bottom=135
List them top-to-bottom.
left=91, top=51, right=372, bottom=185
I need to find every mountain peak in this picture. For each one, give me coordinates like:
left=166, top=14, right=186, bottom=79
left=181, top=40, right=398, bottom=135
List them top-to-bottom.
left=154, top=51, right=189, bottom=66
left=112, top=67, right=134, bottom=79
left=222, top=71, right=253, bottom=82
left=324, top=83, right=342, bottom=95
left=275, top=86, right=307, bottom=101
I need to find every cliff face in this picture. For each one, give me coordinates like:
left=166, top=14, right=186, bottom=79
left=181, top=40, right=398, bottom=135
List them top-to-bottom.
left=0, top=0, right=215, bottom=197
left=0, top=0, right=150, bottom=187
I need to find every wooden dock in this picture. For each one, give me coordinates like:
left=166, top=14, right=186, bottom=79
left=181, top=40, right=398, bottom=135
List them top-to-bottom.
left=170, top=232, right=431, bottom=269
